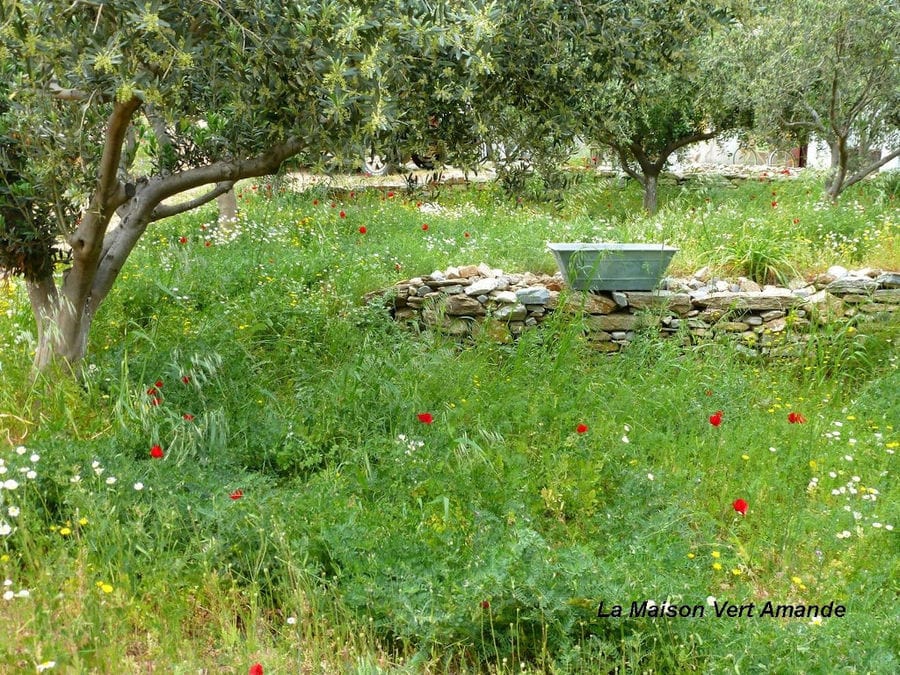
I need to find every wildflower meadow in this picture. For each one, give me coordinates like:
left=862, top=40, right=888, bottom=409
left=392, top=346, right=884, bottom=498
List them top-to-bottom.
left=1, top=171, right=898, bottom=672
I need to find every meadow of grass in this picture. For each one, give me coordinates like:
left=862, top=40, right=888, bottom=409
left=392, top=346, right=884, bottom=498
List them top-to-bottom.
left=0, top=171, right=898, bottom=673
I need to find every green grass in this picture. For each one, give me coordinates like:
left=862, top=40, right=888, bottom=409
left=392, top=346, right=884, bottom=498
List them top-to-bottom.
left=0, top=172, right=898, bottom=672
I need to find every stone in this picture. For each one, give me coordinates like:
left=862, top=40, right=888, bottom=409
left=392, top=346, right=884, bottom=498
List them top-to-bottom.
left=477, top=262, right=494, bottom=277
left=457, top=265, right=480, bottom=278
left=693, top=265, right=712, bottom=281
left=826, top=265, right=848, bottom=279
left=445, top=266, right=460, bottom=278
left=428, top=270, right=446, bottom=282
left=875, top=272, right=900, bottom=289
left=429, top=277, right=472, bottom=287
left=465, top=277, right=499, bottom=296
left=494, top=277, right=510, bottom=291
left=663, top=277, right=693, bottom=293
left=737, top=277, right=762, bottom=292
left=826, top=277, right=878, bottom=295
left=545, top=279, right=564, bottom=292
left=714, top=280, right=730, bottom=293
left=438, top=284, right=464, bottom=295
left=416, top=285, right=434, bottom=297
left=791, top=285, right=817, bottom=298
left=516, top=286, right=551, bottom=305
left=693, top=289, right=800, bottom=311
left=874, top=289, right=900, bottom=304
left=491, top=290, right=518, bottom=304
left=802, top=290, right=844, bottom=324
left=545, top=291, right=560, bottom=310
left=561, top=291, right=618, bottom=315
left=612, top=291, right=628, bottom=307
left=625, top=291, right=692, bottom=315
left=840, top=294, right=871, bottom=304
left=444, top=295, right=485, bottom=316
left=476, top=295, right=489, bottom=304
left=406, top=296, right=425, bottom=308
left=858, top=303, right=896, bottom=314
left=495, top=304, right=528, bottom=321
left=525, top=305, right=545, bottom=316
left=394, top=308, right=417, bottom=321
left=699, top=308, right=727, bottom=323
left=760, top=310, right=785, bottom=321
left=585, top=313, right=639, bottom=332
left=744, top=315, right=763, bottom=326
left=525, top=317, right=538, bottom=327
left=443, top=318, right=473, bottom=336
left=687, top=318, right=709, bottom=329
left=765, top=318, right=788, bottom=332
left=480, top=319, right=512, bottom=343
left=509, top=321, right=525, bottom=335
left=717, top=321, right=750, bottom=332
left=588, top=330, right=613, bottom=342
left=611, top=331, right=628, bottom=340
left=591, top=341, right=621, bottom=353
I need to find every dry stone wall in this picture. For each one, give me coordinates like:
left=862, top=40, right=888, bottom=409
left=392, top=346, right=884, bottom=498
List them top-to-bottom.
left=367, top=264, right=899, bottom=354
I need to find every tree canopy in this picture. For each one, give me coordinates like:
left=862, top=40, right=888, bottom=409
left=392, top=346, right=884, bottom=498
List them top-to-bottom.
left=0, top=0, right=496, bottom=369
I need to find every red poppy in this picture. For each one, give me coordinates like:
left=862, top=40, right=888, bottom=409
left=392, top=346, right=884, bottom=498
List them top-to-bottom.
left=350, top=191, right=355, bottom=198
left=387, top=191, right=395, bottom=198
left=312, top=199, right=319, bottom=206
left=771, top=201, right=778, bottom=208
left=416, top=202, right=422, bottom=207
left=339, top=210, right=346, bottom=218
left=792, top=218, right=800, bottom=225
left=421, top=223, right=429, bottom=231
left=359, top=226, right=367, bottom=234
left=464, top=232, right=470, bottom=238
left=179, top=236, right=187, bottom=244
left=205, top=240, right=212, bottom=247
left=394, top=263, right=402, bottom=271
left=181, top=375, right=191, bottom=384
left=155, top=380, right=164, bottom=388
left=147, top=387, right=157, bottom=396
left=150, top=396, right=162, bottom=406
left=709, top=411, right=723, bottom=427
left=417, top=412, right=434, bottom=424
left=788, top=412, right=807, bottom=424
left=183, top=413, right=194, bottom=421
left=576, top=423, right=588, bottom=434
left=150, top=445, right=164, bottom=459
left=230, top=489, right=243, bottom=500
left=732, top=498, right=748, bottom=516
left=480, top=600, right=490, bottom=609
left=249, top=664, right=263, bottom=675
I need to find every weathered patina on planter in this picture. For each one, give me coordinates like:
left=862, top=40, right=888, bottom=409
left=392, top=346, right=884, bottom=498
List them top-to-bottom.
left=548, top=243, right=678, bottom=291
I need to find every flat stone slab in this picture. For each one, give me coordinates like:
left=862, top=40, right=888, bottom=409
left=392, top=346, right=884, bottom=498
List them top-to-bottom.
left=826, top=277, right=878, bottom=295
left=692, top=290, right=801, bottom=311
left=625, top=291, right=692, bottom=314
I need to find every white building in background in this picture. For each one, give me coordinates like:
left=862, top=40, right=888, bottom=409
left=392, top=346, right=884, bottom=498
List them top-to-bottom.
left=669, top=136, right=899, bottom=171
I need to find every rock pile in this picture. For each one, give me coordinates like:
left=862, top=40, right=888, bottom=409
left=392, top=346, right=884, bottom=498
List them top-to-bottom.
left=367, top=263, right=899, bottom=353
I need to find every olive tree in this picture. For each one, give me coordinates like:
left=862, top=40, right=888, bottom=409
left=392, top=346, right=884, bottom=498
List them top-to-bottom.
left=0, top=0, right=496, bottom=371
left=735, top=0, right=899, bottom=200
left=576, top=1, right=745, bottom=214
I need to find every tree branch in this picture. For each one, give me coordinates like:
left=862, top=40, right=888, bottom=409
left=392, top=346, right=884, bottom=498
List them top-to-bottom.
left=48, top=81, right=93, bottom=101
left=659, top=130, right=718, bottom=163
left=143, top=136, right=305, bottom=206
left=608, top=144, right=644, bottom=184
left=842, top=147, right=900, bottom=192
left=150, top=181, right=235, bottom=222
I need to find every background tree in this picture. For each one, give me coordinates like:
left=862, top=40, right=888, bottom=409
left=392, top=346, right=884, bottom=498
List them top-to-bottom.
left=0, top=0, right=496, bottom=371
left=734, top=0, right=899, bottom=200
left=577, top=1, right=745, bottom=214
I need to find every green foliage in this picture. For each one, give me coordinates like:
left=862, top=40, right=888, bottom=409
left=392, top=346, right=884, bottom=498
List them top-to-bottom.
left=1, top=177, right=898, bottom=670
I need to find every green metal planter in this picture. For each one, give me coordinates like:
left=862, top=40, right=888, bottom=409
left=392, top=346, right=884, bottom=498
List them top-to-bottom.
left=548, top=243, right=678, bottom=291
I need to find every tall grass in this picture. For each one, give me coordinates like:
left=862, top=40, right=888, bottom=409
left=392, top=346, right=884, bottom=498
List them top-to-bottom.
left=0, top=172, right=897, bottom=672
